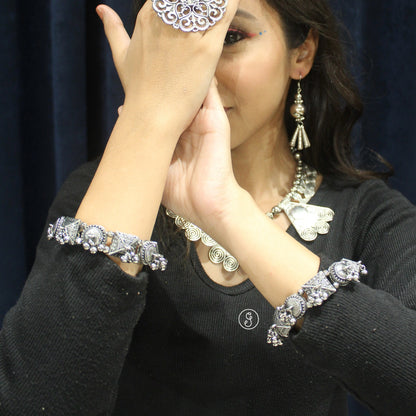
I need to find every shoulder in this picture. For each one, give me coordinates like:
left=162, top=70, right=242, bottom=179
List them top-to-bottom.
left=316, top=175, right=416, bottom=240
left=320, top=176, right=416, bottom=259
left=320, top=177, right=414, bottom=215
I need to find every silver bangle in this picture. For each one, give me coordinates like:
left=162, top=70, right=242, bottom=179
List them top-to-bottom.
left=47, top=216, right=168, bottom=271
left=267, top=259, right=367, bottom=347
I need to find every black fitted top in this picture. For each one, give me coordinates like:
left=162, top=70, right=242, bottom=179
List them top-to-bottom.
left=1, top=160, right=415, bottom=415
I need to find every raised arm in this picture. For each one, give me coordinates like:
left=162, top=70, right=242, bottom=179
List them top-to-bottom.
left=0, top=2, right=241, bottom=414
left=77, top=2, right=240, bottom=274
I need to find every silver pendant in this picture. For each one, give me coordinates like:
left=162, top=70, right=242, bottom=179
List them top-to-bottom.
left=152, top=0, right=228, bottom=33
left=268, top=163, right=334, bottom=242
left=280, top=200, right=334, bottom=242
left=166, top=209, right=239, bottom=272
left=208, top=245, right=239, bottom=272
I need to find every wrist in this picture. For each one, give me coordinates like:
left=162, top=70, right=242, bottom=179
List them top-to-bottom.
left=122, top=94, right=199, bottom=140
left=116, top=102, right=182, bottom=144
left=76, top=104, right=180, bottom=241
left=198, top=185, right=254, bottom=239
left=212, top=187, right=261, bottom=236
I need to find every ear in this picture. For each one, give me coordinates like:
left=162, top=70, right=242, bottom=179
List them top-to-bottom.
left=289, top=29, right=319, bottom=79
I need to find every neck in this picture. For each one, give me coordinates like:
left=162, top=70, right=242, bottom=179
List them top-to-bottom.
left=231, top=126, right=296, bottom=213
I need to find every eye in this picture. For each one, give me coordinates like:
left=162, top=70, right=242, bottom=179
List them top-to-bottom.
left=224, top=29, right=248, bottom=46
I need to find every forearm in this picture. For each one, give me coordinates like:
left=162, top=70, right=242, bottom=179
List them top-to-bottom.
left=80, top=0, right=241, bottom=236
left=76, top=106, right=179, bottom=274
left=76, top=106, right=178, bottom=239
left=209, top=189, right=320, bottom=307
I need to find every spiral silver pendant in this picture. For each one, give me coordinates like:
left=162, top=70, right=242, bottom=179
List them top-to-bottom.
left=152, top=0, right=228, bottom=32
left=166, top=209, right=239, bottom=272
left=208, top=245, right=239, bottom=272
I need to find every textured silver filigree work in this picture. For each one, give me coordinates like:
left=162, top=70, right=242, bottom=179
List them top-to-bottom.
left=152, top=0, right=228, bottom=32
left=166, top=209, right=239, bottom=272
left=48, top=217, right=168, bottom=271
left=328, top=258, right=367, bottom=288
left=267, top=259, right=367, bottom=347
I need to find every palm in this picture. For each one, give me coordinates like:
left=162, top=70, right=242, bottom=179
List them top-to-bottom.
left=162, top=82, right=238, bottom=231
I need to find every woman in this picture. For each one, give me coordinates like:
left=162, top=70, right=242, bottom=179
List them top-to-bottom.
left=0, top=0, right=415, bottom=414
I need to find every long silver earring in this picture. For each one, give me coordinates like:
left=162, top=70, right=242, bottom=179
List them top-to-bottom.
left=290, top=78, right=311, bottom=151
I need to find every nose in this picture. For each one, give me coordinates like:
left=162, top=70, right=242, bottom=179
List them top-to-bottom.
left=215, top=54, right=239, bottom=99
left=214, top=56, right=226, bottom=86
left=214, top=58, right=229, bottom=104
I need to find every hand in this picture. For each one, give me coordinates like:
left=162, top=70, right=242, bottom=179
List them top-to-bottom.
left=96, top=0, right=240, bottom=136
left=162, top=79, right=244, bottom=235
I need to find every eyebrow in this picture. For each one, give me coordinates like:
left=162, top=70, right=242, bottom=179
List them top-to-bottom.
left=234, top=9, right=257, bottom=21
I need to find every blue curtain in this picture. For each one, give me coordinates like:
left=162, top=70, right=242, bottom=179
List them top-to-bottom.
left=0, top=0, right=131, bottom=317
left=1, top=1, right=415, bottom=414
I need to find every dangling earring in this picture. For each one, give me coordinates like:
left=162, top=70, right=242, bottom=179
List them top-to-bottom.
left=290, top=77, right=311, bottom=151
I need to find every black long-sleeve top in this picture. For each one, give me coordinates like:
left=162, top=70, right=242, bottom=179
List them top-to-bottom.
left=1, top=160, right=415, bottom=415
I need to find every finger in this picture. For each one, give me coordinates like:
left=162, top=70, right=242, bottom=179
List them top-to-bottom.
left=205, top=0, right=241, bottom=37
left=221, top=0, right=241, bottom=27
left=96, top=5, right=130, bottom=70
left=199, top=78, right=230, bottom=137
left=203, top=78, right=224, bottom=112
left=117, top=105, right=124, bottom=115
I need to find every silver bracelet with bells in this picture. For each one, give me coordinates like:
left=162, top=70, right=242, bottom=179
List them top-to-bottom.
left=47, top=216, right=168, bottom=271
left=267, top=259, right=368, bottom=347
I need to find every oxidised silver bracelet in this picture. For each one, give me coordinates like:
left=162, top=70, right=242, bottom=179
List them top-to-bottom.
left=47, top=216, right=168, bottom=271
left=266, top=259, right=367, bottom=347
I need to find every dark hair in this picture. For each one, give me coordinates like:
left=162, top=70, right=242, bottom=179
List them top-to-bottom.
left=134, top=0, right=391, bottom=182
left=264, top=0, right=392, bottom=182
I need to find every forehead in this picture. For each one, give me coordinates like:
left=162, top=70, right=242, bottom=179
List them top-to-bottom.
left=232, top=0, right=282, bottom=25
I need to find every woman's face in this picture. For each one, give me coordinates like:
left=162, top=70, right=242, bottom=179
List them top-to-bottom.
left=216, top=0, right=296, bottom=150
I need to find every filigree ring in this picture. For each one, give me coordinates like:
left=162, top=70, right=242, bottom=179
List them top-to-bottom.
left=152, top=0, right=228, bottom=32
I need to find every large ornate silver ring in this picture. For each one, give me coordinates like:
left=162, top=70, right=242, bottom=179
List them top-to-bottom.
left=152, top=0, right=228, bottom=32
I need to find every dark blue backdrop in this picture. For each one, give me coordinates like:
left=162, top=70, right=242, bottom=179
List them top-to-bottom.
left=1, top=1, right=415, bottom=415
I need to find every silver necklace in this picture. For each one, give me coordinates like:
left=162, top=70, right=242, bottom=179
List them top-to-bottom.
left=166, top=154, right=334, bottom=272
